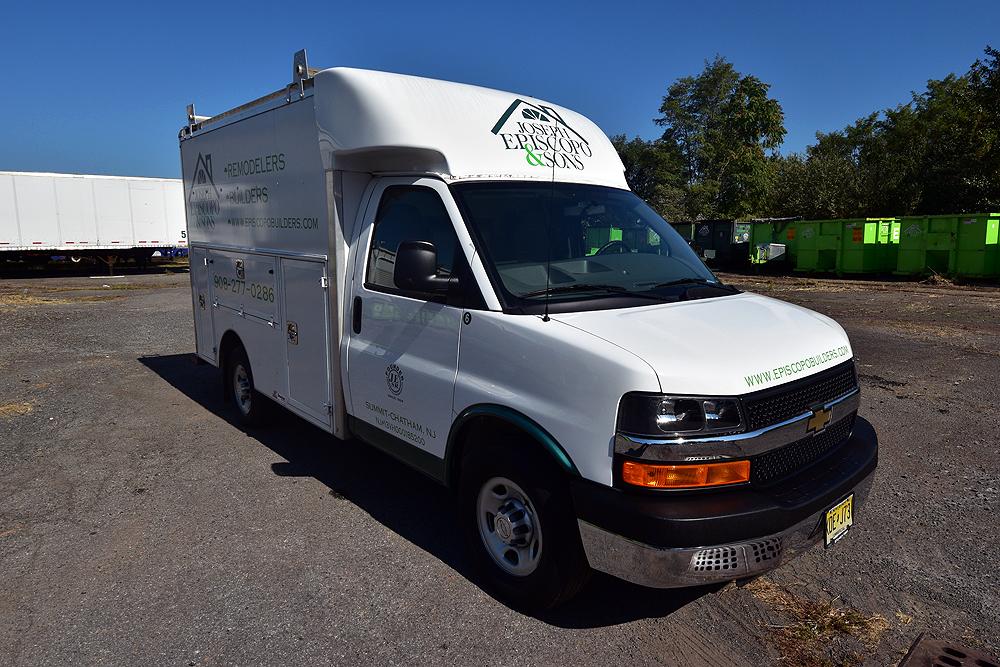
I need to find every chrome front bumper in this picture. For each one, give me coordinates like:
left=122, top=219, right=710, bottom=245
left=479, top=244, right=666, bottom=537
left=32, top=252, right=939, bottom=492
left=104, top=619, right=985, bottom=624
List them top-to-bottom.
left=577, top=470, right=874, bottom=589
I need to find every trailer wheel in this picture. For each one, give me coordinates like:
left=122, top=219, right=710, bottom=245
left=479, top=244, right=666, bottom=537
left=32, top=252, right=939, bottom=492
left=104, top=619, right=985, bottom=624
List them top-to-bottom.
left=225, top=345, right=267, bottom=426
left=459, top=438, right=591, bottom=610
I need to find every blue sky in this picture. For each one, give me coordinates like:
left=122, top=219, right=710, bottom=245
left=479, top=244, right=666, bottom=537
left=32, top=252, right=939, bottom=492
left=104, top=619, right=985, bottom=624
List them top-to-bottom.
left=2, top=0, right=998, bottom=178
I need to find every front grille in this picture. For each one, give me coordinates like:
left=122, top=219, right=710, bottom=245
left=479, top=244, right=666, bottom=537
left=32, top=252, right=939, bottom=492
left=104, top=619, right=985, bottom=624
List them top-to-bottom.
left=743, top=360, right=857, bottom=431
left=750, top=416, right=854, bottom=487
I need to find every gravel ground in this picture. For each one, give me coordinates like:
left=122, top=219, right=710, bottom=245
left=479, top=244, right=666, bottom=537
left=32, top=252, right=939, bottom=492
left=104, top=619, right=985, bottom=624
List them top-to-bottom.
left=0, top=268, right=997, bottom=666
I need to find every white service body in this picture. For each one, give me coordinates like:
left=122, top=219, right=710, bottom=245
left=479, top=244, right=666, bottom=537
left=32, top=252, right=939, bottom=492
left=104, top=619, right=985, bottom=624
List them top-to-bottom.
left=180, top=67, right=854, bottom=485
left=0, top=172, right=187, bottom=253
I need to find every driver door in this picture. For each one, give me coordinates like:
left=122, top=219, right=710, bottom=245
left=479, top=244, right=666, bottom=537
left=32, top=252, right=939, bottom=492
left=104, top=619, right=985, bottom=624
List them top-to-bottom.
left=346, top=177, right=466, bottom=460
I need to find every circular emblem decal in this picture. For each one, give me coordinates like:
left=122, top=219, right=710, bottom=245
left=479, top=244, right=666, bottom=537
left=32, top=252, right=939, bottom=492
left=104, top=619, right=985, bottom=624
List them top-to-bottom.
left=385, top=363, right=404, bottom=396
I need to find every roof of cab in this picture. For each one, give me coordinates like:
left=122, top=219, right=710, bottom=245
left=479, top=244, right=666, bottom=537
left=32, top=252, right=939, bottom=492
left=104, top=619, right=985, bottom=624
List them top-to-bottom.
left=312, top=67, right=628, bottom=189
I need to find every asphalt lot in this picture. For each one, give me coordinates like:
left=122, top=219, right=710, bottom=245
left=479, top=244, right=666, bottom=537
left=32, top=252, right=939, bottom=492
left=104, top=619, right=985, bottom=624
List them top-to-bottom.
left=1, top=267, right=998, bottom=666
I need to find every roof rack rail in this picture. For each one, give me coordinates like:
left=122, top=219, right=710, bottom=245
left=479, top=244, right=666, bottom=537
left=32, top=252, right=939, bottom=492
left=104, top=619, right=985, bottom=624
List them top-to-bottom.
left=181, top=49, right=318, bottom=138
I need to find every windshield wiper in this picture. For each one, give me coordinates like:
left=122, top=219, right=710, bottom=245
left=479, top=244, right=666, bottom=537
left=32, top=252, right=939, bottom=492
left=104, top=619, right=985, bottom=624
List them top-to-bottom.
left=644, top=278, right=739, bottom=292
left=520, top=283, right=671, bottom=300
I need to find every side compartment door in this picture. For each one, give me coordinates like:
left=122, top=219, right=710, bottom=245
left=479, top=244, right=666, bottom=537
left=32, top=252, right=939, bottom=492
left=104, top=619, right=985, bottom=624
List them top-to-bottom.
left=346, top=178, right=465, bottom=459
left=189, top=247, right=215, bottom=362
left=208, top=250, right=282, bottom=397
left=281, top=257, right=332, bottom=429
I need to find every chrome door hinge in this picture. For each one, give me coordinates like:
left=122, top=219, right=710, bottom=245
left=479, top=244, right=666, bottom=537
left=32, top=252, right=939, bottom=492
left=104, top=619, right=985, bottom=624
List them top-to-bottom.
left=320, top=276, right=329, bottom=289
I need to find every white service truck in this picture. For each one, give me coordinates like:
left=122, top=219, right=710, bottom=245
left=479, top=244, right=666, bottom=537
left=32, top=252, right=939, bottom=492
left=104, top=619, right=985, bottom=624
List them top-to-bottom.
left=180, top=51, right=877, bottom=609
left=0, top=171, right=187, bottom=269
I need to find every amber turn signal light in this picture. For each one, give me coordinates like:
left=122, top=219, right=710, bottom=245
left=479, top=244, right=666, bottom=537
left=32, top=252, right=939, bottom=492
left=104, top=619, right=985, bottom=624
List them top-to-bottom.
left=621, top=460, right=750, bottom=489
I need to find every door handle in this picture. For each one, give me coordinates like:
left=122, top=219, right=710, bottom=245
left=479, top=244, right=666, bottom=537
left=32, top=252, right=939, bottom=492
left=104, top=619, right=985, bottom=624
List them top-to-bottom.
left=352, top=296, right=363, bottom=334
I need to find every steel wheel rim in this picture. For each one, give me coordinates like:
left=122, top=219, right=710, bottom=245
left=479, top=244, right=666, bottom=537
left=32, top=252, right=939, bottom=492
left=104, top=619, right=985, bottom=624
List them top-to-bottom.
left=233, top=363, right=252, bottom=416
left=476, top=476, right=542, bottom=577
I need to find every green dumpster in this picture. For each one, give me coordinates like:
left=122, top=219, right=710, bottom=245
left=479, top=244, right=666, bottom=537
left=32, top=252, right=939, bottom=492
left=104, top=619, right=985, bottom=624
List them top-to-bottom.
left=895, top=213, right=999, bottom=277
left=955, top=213, right=999, bottom=278
left=839, top=218, right=898, bottom=274
left=773, top=220, right=801, bottom=267
left=794, top=220, right=842, bottom=272
left=669, top=222, right=694, bottom=242
left=585, top=225, right=612, bottom=255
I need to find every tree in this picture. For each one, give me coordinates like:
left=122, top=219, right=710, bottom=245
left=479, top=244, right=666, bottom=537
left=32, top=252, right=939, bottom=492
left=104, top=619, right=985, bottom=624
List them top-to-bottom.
left=774, top=45, right=1000, bottom=218
left=969, top=46, right=1000, bottom=208
left=655, top=56, right=786, bottom=219
left=610, top=135, right=686, bottom=220
left=765, top=152, right=859, bottom=219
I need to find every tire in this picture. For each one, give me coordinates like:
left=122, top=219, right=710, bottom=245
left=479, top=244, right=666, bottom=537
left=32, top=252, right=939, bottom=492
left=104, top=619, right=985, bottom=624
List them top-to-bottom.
left=224, top=345, right=268, bottom=427
left=459, top=437, right=591, bottom=610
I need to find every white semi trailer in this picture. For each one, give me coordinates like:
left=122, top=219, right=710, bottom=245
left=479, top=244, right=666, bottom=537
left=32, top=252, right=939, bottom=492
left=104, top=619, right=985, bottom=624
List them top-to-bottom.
left=181, top=51, right=878, bottom=609
left=0, top=171, right=187, bottom=268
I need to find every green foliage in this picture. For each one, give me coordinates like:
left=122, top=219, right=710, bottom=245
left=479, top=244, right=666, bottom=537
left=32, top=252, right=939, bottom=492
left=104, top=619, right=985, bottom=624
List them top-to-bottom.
left=768, top=45, right=1000, bottom=217
left=615, top=46, right=1000, bottom=221
left=655, top=56, right=786, bottom=219
left=609, top=135, right=686, bottom=220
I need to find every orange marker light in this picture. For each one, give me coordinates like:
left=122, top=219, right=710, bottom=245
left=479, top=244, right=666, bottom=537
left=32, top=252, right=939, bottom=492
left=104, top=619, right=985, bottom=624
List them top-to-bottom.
left=621, top=460, right=750, bottom=489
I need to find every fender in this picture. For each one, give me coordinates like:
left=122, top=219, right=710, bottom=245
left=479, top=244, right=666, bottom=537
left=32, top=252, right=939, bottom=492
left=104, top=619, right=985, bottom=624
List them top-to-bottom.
left=445, top=404, right=580, bottom=487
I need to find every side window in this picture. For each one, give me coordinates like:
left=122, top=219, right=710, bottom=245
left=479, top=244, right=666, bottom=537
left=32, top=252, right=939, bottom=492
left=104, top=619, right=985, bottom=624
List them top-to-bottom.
left=365, top=186, right=459, bottom=293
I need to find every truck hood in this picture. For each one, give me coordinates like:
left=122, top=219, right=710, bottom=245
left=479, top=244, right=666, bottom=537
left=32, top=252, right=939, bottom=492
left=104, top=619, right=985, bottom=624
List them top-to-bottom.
left=551, top=292, right=853, bottom=395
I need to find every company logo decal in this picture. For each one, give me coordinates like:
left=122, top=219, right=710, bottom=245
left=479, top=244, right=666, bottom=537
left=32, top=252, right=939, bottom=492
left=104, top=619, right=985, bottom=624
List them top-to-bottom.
left=491, top=99, right=592, bottom=171
left=188, top=152, right=220, bottom=228
left=189, top=152, right=219, bottom=202
left=904, top=224, right=922, bottom=237
left=385, top=363, right=404, bottom=396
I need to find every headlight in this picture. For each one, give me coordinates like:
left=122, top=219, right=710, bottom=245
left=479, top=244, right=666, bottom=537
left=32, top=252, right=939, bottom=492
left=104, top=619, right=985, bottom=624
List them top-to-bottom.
left=617, top=393, right=743, bottom=437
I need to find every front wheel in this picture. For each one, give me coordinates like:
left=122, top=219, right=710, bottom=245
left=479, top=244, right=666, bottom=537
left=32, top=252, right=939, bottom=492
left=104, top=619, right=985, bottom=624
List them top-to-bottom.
left=460, top=441, right=591, bottom=610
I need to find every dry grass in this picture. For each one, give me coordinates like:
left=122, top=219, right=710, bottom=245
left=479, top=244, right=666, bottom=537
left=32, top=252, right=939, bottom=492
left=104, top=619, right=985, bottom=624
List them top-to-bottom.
left=920, top=270, right=956, bottom=286
left=0, top=292, right=122, bottom=308
left=0, top=402, right=33, bottom=419
left=749, top=578, right=890, bottom=666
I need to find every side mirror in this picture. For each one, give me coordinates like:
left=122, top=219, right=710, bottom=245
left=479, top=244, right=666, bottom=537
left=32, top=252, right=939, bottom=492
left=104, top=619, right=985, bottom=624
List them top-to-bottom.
left=393, top=240, right=453, bottom=293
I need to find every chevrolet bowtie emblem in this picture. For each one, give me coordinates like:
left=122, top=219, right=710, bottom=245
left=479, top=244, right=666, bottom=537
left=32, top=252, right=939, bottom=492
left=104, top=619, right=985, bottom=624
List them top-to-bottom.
left=806, top=407, right=833, bottom=433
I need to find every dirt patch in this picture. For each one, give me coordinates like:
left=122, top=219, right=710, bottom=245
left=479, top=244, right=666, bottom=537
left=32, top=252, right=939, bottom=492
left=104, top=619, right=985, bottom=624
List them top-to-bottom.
left=0, top=293, right=122, bottom=308
left=859, top=374, right=907, bottom=390
left=0, top=402, right=33, bottom=419
left=0, top=524, right=24, bottom=539
left=749, top=578, right=890, bottom=666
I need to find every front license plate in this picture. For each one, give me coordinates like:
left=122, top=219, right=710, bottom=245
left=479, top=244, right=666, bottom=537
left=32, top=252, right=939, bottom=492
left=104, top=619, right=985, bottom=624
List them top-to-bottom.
left=824, top=494, right=854, bottom=547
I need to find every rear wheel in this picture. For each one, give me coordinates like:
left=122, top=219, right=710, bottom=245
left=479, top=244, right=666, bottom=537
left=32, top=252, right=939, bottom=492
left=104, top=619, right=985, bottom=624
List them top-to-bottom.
left=225, top=345, right=267, bottom=426
left=460, top=438, right=591, bottom=610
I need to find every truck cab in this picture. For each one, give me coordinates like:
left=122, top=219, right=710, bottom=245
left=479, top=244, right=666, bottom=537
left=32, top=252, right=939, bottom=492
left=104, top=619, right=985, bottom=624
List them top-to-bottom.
left=180, top=52, right=877, bottom=609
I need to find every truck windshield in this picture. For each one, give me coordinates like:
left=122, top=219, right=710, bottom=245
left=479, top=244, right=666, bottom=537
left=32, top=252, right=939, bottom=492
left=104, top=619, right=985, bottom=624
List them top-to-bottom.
left=450, top=182, right=729, bottom=313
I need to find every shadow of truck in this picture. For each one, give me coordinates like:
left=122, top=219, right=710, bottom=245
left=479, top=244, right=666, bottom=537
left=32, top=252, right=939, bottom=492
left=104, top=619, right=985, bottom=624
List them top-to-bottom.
left=139, top=352, right=719, bottom=628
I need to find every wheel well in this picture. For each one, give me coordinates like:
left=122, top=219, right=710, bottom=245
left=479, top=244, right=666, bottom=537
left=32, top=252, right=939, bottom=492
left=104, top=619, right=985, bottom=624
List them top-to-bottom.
left=217, top=330, right=244, bottom=380
left=446, top=409, right=578, bottom=488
